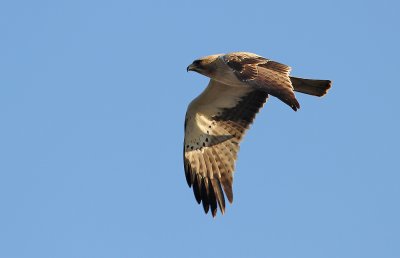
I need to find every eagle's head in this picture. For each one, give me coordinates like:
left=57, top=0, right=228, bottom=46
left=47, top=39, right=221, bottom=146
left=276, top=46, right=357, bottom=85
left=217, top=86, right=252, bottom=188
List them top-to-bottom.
left=187, top=54, right=222, bottom=77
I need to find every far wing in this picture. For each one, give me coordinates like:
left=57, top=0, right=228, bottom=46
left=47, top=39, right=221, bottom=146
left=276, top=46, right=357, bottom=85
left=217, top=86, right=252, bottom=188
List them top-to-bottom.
left=222, top=52, right=299, bottom=111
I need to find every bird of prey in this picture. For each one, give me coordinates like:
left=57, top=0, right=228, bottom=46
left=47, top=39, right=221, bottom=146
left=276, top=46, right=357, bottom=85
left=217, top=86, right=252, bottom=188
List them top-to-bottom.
left=184, top=52, right=331, bottom=217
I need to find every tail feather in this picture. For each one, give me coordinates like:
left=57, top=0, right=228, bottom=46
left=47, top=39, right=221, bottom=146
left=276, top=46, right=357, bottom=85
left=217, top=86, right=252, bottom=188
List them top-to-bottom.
left=290, top=76, right=332, bottom=97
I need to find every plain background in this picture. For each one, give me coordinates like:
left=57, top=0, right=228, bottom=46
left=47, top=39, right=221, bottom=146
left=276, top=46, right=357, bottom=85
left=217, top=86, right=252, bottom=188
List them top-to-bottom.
left=1, top=0, right=399, bottom=257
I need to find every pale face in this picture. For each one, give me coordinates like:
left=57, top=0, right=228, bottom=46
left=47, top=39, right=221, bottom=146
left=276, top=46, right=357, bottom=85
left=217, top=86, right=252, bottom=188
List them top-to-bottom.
left=187, top=54, right=222, bottom=78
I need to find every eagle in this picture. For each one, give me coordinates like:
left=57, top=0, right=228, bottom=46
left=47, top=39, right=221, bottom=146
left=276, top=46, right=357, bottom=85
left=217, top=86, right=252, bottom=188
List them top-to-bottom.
left=184, top=52, right=331, bottom=217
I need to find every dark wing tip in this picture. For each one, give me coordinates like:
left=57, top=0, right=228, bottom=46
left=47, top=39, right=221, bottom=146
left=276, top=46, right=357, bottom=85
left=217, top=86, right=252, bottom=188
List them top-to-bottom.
left=292, top=99, right=300, bottom=111
left=184, top=161, right=193, bottom=187
left=190, top=174, right=229, bottom=217
left=192, top=175, right=202, bottom=204
left=202, top=177, right=225, bottom=217
left=201, top=178, right=210, bottom=214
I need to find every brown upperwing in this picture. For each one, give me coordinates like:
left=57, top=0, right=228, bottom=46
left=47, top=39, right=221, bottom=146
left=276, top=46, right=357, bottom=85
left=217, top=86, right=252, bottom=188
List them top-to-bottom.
left=223, top=52, right=300, bottom=111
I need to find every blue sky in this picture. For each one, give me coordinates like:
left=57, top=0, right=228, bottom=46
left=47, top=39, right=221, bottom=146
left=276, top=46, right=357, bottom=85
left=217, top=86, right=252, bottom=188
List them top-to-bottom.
left=1, top=0, right=399, bottom=257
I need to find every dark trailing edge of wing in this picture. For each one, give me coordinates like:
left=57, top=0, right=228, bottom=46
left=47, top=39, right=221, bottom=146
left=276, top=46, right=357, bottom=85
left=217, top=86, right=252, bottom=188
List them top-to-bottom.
left=214, top=89, right=269, bottom=127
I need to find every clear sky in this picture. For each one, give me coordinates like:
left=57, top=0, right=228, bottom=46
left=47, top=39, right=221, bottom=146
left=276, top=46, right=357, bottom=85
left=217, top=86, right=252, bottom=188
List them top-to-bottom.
left=1, top=0, right=399, bottom=257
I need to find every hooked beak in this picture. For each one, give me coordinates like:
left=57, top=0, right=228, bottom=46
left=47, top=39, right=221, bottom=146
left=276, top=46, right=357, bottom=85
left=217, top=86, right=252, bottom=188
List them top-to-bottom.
left=187, top=63, right=195, bottom=72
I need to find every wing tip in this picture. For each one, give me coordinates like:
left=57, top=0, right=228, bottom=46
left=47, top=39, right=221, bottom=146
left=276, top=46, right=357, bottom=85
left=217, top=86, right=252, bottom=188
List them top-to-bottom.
left=191, top=176, right=231, bottom=218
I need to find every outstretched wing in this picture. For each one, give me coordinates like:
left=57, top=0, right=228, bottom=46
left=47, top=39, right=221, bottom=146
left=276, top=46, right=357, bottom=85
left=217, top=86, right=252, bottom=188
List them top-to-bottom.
left=222, top=52, right=300, bottom=111
left=184, top=79, right=268, bottom=216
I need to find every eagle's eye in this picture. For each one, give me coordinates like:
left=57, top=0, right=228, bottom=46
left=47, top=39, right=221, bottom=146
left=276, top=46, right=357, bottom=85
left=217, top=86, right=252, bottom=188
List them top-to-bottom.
left=193, top=60, right=202, bottom=66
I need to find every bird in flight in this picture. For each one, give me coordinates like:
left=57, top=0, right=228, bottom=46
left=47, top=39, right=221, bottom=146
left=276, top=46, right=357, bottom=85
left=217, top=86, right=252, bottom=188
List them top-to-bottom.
left=184, top=52, right=331, bottom=217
